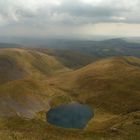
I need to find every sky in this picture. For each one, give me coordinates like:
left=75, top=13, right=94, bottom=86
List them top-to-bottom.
left=0, top=0, right=140, bottom=39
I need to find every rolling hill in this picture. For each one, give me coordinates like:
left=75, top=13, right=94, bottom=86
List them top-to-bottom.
left=33, top=38, right=140, bottom=69
left=1, top=39, right=140, bottom=69
left=0, top=48, right=139, bottom=140
left=0, top=48, right=69, bottom=118
left=44, top=49, right=95, bottom=69
left=49, top=56, right=140, bottom=137
left=53, top=56, right=140, bottom=114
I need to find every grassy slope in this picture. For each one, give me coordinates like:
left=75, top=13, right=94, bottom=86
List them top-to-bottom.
left=0, top=48, right=69, bottom=118
left=0, top=48, right=68, bottom=80
left=0, top=49, right=140, bottom=140
left=46, top=49, right=95, bottom=69
left=49, top=56, right=140, bottom=137
left=53, top=56, right=140, bottom=113
left=0, top=110, right=139, bottom=140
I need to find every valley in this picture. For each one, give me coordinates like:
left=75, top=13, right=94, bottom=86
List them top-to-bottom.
left=0, top=42, right=139, bottom=140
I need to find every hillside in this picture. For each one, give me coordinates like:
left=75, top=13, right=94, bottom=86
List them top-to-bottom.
left=34, top=38, right=140, bottom=69
left=1, top=39, right=140, bottom=69
left=0, top=48, right=69, bottom=118
left=0, top=48, right=69, bottom=83
left=39, top=49, right=95, bottom=69
left=0, top=51, right=139, bottom=140
left=49, top=56, right=140, bottom=136
left=53, top=56, right=140, bottom=114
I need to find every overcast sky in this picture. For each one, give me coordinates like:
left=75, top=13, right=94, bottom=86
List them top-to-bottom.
left=0, top=0, right=140, bottom=38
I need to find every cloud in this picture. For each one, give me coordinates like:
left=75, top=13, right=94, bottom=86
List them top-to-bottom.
left=0, top=0, right=140, bottom=37
left=0, top=0, right=139, bottom=25
left=51, top=0, right=140, bottom=24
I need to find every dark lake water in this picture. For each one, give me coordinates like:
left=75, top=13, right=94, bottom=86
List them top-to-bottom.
left=47, top=103, right=93, bottom=129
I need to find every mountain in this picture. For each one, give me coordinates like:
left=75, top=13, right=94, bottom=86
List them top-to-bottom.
left=124, top=37, right=140, bottom=44
left=35, top=38, right=140, bottom=69
left=1, top=39, right=140, bottom=69
left=0, top=48, right=68, bottom=118
left=0, top=48, right=139, bottom=140
left=0, top=48, right=68, bottom=83
left=41, top=49, right=95, bottom=69
left=49, top=56, right=140, bottom=137
left=53, top=56, right=140, bottom=114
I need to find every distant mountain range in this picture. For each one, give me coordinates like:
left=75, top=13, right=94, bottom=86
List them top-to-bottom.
left=1, top=38, right=140, bottom=69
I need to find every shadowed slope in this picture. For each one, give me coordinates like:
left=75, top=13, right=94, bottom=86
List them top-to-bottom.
left=0, top=48, right=69, bottom=118
left=0, top=48, right=68, bottom=83
left=0, top=57, right=26, bottom=84
left=0, top=79, right=50, bottom=118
